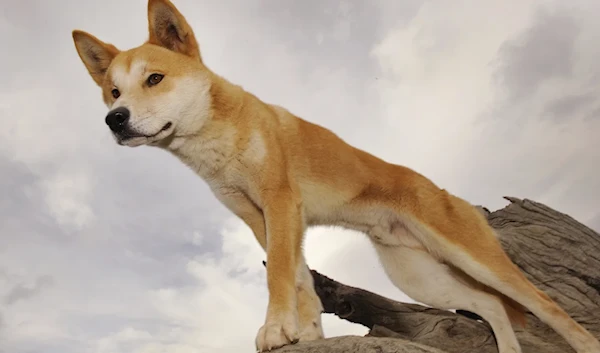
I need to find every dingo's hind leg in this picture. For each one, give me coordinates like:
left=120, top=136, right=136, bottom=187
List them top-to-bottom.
left=414, top=196, right=600, bottom=353
left=443, top=239, right=600, bottom=353
left=374, top=244, right=522, bottom=353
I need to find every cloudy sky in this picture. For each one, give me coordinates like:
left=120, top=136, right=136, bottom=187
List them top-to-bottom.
left=1, top=0, right=599, bottom=352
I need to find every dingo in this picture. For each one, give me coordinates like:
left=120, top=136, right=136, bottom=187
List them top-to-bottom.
left=71, top=1, right=600, bottom=352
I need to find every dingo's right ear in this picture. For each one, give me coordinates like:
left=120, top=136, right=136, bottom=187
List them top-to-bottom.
left=147, top=0, right=201, bottom=61
left=72, top=30, right=120, bottom=86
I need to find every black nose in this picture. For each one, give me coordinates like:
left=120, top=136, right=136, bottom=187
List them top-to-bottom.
left=105, top=107, right=130, bottom=133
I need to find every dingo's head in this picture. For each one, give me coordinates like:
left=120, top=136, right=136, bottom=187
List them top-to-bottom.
left=72, top=0, right=211, bottom=147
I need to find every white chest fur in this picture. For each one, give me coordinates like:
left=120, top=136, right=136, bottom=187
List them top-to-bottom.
left=167, top=126, right=237, bottom=182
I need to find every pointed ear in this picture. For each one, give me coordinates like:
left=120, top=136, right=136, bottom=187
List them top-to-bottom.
left=147, top=0, right=202, bottom=61
left=72, top=30, right=120, bottom=86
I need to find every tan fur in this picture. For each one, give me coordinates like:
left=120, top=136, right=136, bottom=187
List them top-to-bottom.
left=71, top=1, right=600, bottom=352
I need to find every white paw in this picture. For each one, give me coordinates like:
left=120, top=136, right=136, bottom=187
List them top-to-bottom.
left=296, top=285, right=324, bottom=342
left=255, top=313, right=299, bottom=352
left=298, top=321, right=324, bottom=342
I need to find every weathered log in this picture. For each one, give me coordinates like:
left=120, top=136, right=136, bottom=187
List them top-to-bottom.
left=272, top=197, right=600, bottom=353
left=275, top=335, right=446, bottom=353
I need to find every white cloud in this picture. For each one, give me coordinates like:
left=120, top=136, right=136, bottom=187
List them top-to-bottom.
left=368, top=0, right=600, bottom=220
left=369, top=0, right=538, bottom=182
left=0, top=83, right=64, bottom=165
left=41, top=168, right=96, bottom=231
left=119, top=218, right=267, bottom=352
left=88, top=219, right=373, bottom=353
left=95, top=327, right=198, bottom=353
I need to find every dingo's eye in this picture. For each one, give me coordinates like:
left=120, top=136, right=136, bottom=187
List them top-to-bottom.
left=147, top=73, right=164, bottom=86
left=111, top=89, right=120, bottom=99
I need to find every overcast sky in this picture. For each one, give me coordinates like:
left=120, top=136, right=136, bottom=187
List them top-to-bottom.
left=1, top=0, right=599, bottom=352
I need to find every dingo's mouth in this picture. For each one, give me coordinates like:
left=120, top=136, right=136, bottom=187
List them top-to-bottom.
left=117, top=122, right=173, bottom=146
left=120, top=122, right=172, bottom=139
left=160, top=122, right=172, bottom=132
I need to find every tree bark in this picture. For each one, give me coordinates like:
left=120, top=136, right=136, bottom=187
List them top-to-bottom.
left=273, top=197, right=600, bottom=353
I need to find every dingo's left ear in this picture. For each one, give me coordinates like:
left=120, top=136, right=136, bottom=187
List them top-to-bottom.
left=147, top=0, right=201, bottom=61
left=72, top=30, right=120, bottom=86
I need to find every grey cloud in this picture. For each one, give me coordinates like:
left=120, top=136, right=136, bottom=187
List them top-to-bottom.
left=1, top=0, right=77, bottom=87
left=218, top=0, right=421, bottom=99
left=254, top=0, right=386, bottom=73
left=453, top=4, right=600, bottom=214
left=495, top=9, right=580, bottom=101
left=543, top=92, right=596, bottom=122
left=584, top=106, right=600, bottom=121
left=0, top=127, right=225, bottom=277
left=0, top=142, right=228, bottom=351
left=87, top=149, right=227, bottom=260
left=0, top=158, right=63, bottom=244
left=0, top=158, right=38, bottom=212
left=4, top=275, right=54, bottom=305
left=0, top=312, right=4, bottom=350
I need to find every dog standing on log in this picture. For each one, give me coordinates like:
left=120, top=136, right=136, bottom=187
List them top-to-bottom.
left=71, top=1, right=600, bottom=352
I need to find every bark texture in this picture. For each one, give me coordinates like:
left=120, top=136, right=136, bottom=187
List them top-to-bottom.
left=274, top=197, right=600, bottom=353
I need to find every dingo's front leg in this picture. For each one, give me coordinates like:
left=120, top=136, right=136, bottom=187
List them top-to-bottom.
left=217, top=188, right=322, bottom=347
left=255, top=189, right=303, bottom=352
left=295, top=260, right=324, bottom=342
